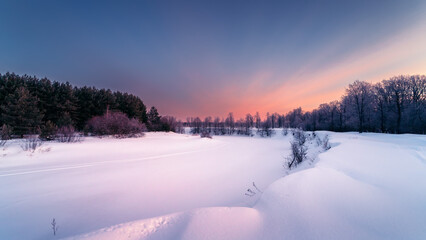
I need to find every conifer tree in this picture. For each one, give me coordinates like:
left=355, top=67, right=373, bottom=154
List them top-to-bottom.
left=0, top=87, right=43, bottom=136
left=147, top=106, right=161, bottom=131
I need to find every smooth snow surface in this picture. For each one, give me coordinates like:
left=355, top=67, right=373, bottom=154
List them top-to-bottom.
left=1, top=131, right=425, bottom=240
left=0, top=132, right=287, bottom=240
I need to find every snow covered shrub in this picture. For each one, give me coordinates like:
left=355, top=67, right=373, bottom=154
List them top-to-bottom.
left=86, top=111, right=146, bottom=138
left=40, top=121, right=58, bottom=141
left=56, top=125, right=81, bottom=143
left=282, top=128, right=289, bottom=136
left=286, top=128, right=309, bottom=169
left=292, top=128, right=307, bottom=145
left=200, top=130, right=212, bottom=138
left=307, top=131, right=316, bottom=141
left=316, top=134, right=331, bottom=150
left=20, top=135, right=43, bottom=152
left=315, top=135, right=321, bottom=146
left=322, top=135, right=331, bottom=150
left=287, top=140, right=308, bottom=169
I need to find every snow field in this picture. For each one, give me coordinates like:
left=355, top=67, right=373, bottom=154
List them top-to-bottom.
left=1, top=131, right=425, bottom=239
left=0, top=132, right=290, bottom=240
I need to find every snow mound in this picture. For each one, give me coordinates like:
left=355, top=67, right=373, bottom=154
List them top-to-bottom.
left=66, top=207, right=262, bottom=240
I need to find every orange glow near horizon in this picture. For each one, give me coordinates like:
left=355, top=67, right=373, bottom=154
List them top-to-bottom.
left=159, top=20, right=426, bottom=120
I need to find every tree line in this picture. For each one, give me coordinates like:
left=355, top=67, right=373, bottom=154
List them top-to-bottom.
left=0, top=72, right=171, bottom=137
left=1, top=73, right=424, bottom=138
left=186, top=75, right=425, bottom=135
left=301, top=75, right=425, bottom=133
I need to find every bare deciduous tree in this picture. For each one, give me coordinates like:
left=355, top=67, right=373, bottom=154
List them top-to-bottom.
left=382, top=76, right=409, bottom=133
left=345, top=80, right=375, bottom=133
left=225, top=112, right=235, bottom=135
left=254, top=112, right=261, bottom=129
left=258, top=113, right=273, bottom=137
left=244, top=114, right=254, bottom=136
left=203, top=116, right=212, bottom=133
left=190, top=117, right=202, bottom=134
left=175, top=120, right=185, bottom=134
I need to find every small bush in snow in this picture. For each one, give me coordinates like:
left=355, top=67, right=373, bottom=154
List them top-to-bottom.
left=86, top=111, right=146, bottom=138
left=56, top=125, right=81, bottom=143
left=282, top=128, right=289, bottom=136
left=286, top=128, right=309, bottom=169
left=292, top=128, right=307, bottom=145
left=200, top=130, right=212, bottom=138
left=307, top=132, right=316, bottom=141
left=316, top=134, right=331, bottom=151
left=20, top=135, right=43, bottom=152
left=315, top=135, right=321, bottom=146
left=323, top=135, right=331, bottom=150
left=286, top=140, right=308, bottom=169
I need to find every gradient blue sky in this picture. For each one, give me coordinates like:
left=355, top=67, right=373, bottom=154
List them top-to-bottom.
left=1, top=0, right=425, bottom=119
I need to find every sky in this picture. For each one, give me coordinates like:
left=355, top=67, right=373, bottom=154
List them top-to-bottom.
left=1, top=0, right=426, bottom=119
